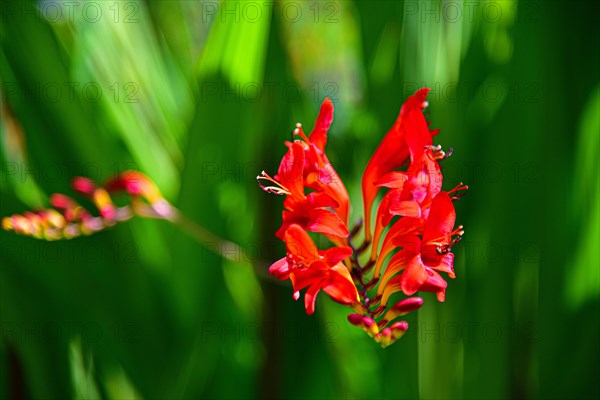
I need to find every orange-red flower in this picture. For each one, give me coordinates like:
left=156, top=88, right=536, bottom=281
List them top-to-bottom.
left=362, top=88, right=439, bottom=243
left=259, top=90, right=466, bottom=347
left=295, top=98, right=350, bottom=225
left=258, top=141, right=349, bottom=239
left=370, top=146, right=444, bottom=261
left=377, top=192, right=463, bottom=304
left=269, top=224, right=358, bottom=314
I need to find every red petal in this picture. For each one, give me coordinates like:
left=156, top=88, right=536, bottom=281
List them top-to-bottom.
left=310, top=98, right=334, bottom=151
left=404, top=101, right=434, bottom=161
left=277, top=142, right=305, bottom=199
left=302, top=143, right=350, bottom=224
left=404, top=153, right=442, bottom=204
left=375, top=171, right=408, bottom=188
left=306, top=191, right=339, bottom=209
left=372, top=192, right=419, bottom=261
left=423, top=192, right=456, bottom=243
left=389, top=200, right=421, bottom=218
left=307, top=208, right=349, bottom=238
left=374, top=216, right=422, bottom=277
left=284, top=224, right=319, bottom=263
left=319, top=246, right=353, bottom=264
left=378, top=247, right=411, bottom=295
left=432, top=252, right=456, bottom=278
left=400, top=255, right=429, bottom=296
left=269, top=257, right=291, bottom=279
left=322, top=264, right=359, bottom=304
left=290, top=265, right=326, bottom=292
left=419, top=270, right=448, bottom=302
left=380, top=274, right=403, bottom=306
left=304, top=282, right=323, bottom=315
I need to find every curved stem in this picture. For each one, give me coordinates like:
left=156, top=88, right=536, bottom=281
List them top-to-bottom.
left=168, top=208, right=281, bottom=284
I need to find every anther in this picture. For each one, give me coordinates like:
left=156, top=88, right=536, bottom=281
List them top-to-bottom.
left=293, top=122, right=310, bottom=142
left=426, top=144, right=449, bottom=160
left=443, top=147, right=454, bottom=159
left=256, top=171, right=291, bottom=195
left=449, top=182, right=469, bottom=200
left=436, top=232, right=463, bottom=254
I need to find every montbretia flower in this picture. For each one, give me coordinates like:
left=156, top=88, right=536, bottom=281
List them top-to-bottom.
left=259, top=88, right=467, bottom=347
left=362, top=88, right=439, bottom=243
left=257, top=98, right=350, bottom=244
left=294, top=98, right=350, bottom=225
left=258, top=141, right=348, bottom=240
left=370, top=145, right=444, bottom=261
left=2, top=171, right=172, bottom=240
left=377, top=192, right=463, bottom=304
left=269, top=224, right=358, bottom=314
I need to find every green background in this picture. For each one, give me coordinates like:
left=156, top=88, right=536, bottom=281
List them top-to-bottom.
left=1, top=0, right=599, bottom=398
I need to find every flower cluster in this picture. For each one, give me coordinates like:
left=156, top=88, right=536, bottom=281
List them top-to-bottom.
left=259, top=88, right=467, bottom=347
left=258, top=98, right=359, bottom=315
left=2, top=171, right=172, bottom=240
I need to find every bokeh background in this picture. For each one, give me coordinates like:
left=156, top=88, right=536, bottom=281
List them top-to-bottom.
left=1, top=0, right=599, bottom=398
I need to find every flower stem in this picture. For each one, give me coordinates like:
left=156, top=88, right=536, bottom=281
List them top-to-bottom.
left=168, top=208, right=280, bottom=284
left=349, top=226, right=380, bottom=319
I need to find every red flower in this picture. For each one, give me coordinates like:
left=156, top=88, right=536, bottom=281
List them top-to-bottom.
left=361, top=88, right=439, bottom=243
left=259, top=89, right=466, bottom=347
left=296, top=98, right=350, bottom=225
left=258, top=141, right=349, bottom=239
left=370, top=146, right=444, bottom=261
left=377, top=192, right=463, bottom=304
left=269, top=224, right=358, bottom=314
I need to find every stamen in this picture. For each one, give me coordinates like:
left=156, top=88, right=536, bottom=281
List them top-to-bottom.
left=293, top=123, right=310, bottom=142
left=425, top=144, right=449, bottom=160
left=443, top=147, right=454, bottom=159
left=256, top=171, right=291, bottom=195
left=448, top=182, right=469, bottom=200
left=436, top=227, right=464, bottom=254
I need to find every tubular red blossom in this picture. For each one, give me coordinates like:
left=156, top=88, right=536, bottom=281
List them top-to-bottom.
left=362, top=88, right=438, bottom=243
left=259, top=89, right=466, bottom=347
left=307, top=96, right=333, bottom=152
left=295, top=99, right=350, bottom=225
left=370, top=135, right=443, bottom=262
left=259, top=141, right=349, bottom=239
left=377, top=192, right=461, bottom=304
left=269, top=224, right=358, bottom=314
left=382, top=297, right=424, bottom=323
